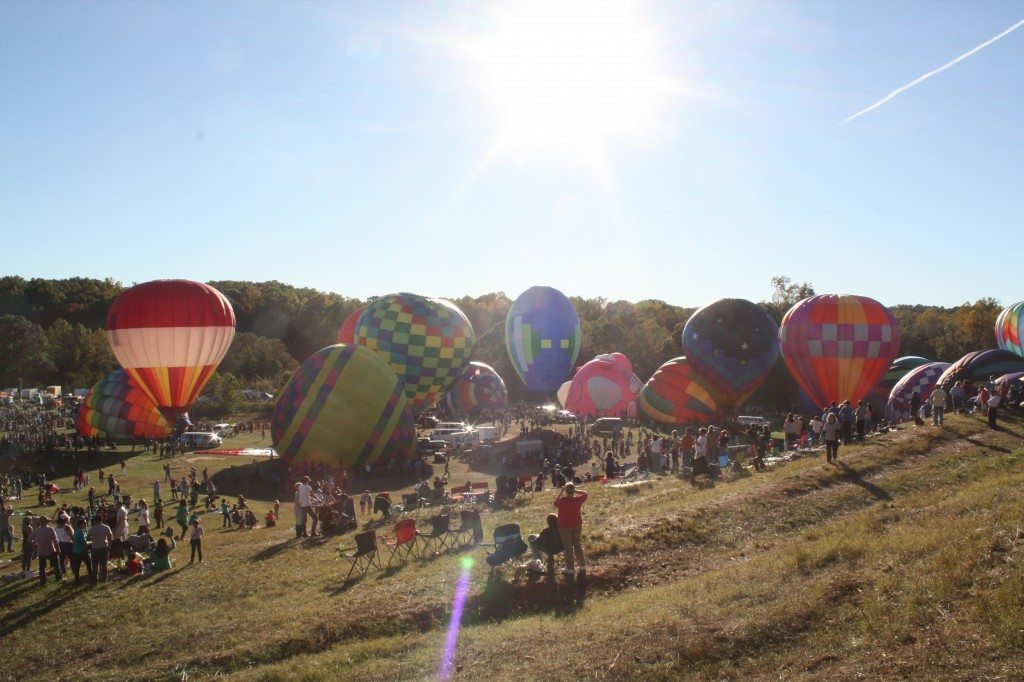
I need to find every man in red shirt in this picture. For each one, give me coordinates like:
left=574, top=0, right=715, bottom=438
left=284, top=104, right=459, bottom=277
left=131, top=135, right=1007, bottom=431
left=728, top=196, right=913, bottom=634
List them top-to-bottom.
left=553, top=482, right=588, bottom=576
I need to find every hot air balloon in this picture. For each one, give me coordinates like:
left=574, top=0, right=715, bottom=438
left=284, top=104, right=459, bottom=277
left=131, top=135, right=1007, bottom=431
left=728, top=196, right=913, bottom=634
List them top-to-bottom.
left=106, top=280, right=235, bottom=421
left=506, top=286, right=581, bottom=393
left=354, top=293, right=474, bottom=415
left=779, top=294, right=900, bottom=408
left=680, top=298, right=779, bottom=410
left=995, top=302, right=1024, bottom=358
left=336, top=305, right=364, bottom=345
left=271, top=344, right=415, bottom=467
left=936, top=349, right=1024, bottom=389
left=564, top=354, right=643, bottom=417
left=873, top=356, right=931, bottom=400
left=638, top=357, right=719, bottom=425
left=440, top=361, right=508, bottom=417
left=885, top=361, right=951, bottom=421
left=75, top=369, right=171, bottom=440
left=995, top=371, right=1024, bottom=386
left=556, top=381, right=571, bottom=408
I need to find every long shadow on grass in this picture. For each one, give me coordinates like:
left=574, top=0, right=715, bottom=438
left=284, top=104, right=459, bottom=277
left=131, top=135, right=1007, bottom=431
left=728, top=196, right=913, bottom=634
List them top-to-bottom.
left=963, top=436, right=1012, bottom=454
left=837, top=463, right=892, bottom=501
left=250, top=537, right=303, bottom=562
left=142, top=566, right=188, bottom=588
left=0, top=581, right=84, bottom=637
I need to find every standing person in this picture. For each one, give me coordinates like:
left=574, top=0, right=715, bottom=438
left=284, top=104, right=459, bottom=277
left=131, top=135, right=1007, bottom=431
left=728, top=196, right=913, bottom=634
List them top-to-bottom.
left=950, top=382, right=965, bottom=414
left=930, top=385, right=947, bottom=426
left=910, top=391, right=923, bottom=425
left=987, top=392, right=1001, bottom=429
left=838, top=401, right=855, bottom=445
left=855, top=403, right=867, bottom=442
left=822, top=413, right=841, bottom=464
left=809, top=414, right=824, bottom=445
left=691, top=428, right=708, bottom=485
left=296, top=476, right=315, bottom=537
left=153, top=480, right=162, bottom=503
left=553, top=483, right=588, bottom=576
left=359, top=490, right=372, bottom=516
left=221, top=498, right=232, bottom=528
left=136, top=500, right=150, bottom=533
left=154, top=500, right=164, bottom=529
left=175, top=500, right=189, bottom=540
left=115, top=501, right=129, bottom=542
left=0, top=503, right=13, bottom=553
left=20, top=514, right=35, bottom=573
left=54, top=514, right=74, bottom=574
left=88, top=515, right=113, bottom=583
left=32, top=516, right=61, bottom=585
left=70, top=517, right=93, bottom=584
left=189, top=518, right=204, bottom=564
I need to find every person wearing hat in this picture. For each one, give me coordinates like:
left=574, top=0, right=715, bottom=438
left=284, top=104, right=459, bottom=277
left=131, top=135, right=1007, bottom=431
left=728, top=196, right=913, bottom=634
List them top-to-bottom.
left=553, top=482, right=588, bottom=576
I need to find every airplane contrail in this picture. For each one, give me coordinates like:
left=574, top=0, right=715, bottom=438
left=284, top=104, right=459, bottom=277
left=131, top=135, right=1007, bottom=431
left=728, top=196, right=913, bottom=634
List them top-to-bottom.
left=842, top=17, right=1024, bottom=125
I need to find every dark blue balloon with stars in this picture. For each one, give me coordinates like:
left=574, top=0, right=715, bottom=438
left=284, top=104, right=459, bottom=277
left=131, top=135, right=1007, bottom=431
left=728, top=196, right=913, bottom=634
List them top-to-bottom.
left=681, top=298, right=780, bottom=408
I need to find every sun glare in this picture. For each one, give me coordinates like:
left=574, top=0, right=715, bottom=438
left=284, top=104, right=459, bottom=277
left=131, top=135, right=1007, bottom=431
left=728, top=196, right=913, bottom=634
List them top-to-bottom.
left=470, top=1, right=671, bottom=166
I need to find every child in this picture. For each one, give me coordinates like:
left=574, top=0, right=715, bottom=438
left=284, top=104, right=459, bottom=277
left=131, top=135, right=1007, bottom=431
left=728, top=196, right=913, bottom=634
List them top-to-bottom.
left=359, top=490, right=371, bottom=515
left=221, top=499, right=231, bottom=528
left=273, top=499, right=280, bottom=519
left=154, top=500, right=164, bottom=529
left=230, top=506, right=244, bottom=529
left=244, top=509, right=257, bottom=529
left=265, top=509, right=277, bottom=527
left=189, top=518, right=204, bottom=564
left=126, top=551, right=143, bottom=576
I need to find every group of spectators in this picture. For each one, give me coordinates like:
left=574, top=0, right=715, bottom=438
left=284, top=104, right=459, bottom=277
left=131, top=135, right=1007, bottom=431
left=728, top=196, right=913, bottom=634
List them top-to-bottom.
left=910, top=376, right=1013, bottom=430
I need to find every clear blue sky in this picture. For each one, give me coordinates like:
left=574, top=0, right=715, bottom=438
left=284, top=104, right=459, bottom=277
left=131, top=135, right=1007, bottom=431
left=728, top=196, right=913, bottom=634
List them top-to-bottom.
left=1, top=1, right=1021, bottom=309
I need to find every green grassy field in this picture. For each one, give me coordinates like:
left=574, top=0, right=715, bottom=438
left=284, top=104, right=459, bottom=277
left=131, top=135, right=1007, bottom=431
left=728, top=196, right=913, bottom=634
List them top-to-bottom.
left=3, top=412, right=1024, bottom=680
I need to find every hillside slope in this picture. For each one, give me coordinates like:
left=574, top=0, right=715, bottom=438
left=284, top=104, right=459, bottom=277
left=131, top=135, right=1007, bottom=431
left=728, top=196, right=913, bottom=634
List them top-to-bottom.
left=3, top=414, right=1024, bottom=680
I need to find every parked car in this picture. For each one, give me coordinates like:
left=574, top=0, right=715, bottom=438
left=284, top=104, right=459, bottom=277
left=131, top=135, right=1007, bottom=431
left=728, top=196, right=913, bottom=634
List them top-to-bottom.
left=590, top=417, right=623, bottom=436
left=212, top=423, right=235, bottom=438
left=178, top=432, right=222, bottom=451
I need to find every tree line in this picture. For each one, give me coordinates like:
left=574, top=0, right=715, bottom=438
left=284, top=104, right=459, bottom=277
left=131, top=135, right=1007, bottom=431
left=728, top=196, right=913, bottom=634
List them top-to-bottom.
left=0, top=275, right=1005, bottom=410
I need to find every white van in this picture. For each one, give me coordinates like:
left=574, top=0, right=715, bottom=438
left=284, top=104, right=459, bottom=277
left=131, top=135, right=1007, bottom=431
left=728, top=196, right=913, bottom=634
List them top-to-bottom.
left=737, top=415, right=769, bottom=428
left=212, top=423, right=235, bottom=438
left=476, top=426, right=499, bottom=443
left=178, top=432, right=222, bottom=450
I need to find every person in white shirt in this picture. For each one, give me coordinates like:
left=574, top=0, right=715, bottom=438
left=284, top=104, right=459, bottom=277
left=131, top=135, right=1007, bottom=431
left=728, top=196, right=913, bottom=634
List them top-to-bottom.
left=929, top=386, right=947, bottom=426
left=690, top=429, right=708, bottom=485
left=136, top=500, right=150, bottom=533
left=115, top=502, right=129, bottom=542
left=189, top=518, right=204, bottom=563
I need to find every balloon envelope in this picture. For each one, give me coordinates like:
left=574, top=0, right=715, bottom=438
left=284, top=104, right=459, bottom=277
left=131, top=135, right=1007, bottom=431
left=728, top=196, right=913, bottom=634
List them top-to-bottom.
left=106, top=279, right=235, bottom=420
left=505, top=286, right=581, bottom=393
left=354, top=293, right=474, bottom=415
left=779, top=294, right=900, bottom=408
left=681, top=298, right=779, bottom=408
left=995, top=302, right=1024, bottom=358
left=336, top=306, right=364, bottom=345
left=271, top=344, right=415, bottom=467
left=937, top=349, right=1024, bottom=389
left=564, top=354, right=643, bottom=417
left=638, top=356, right=719, bottom=425
left=873, top=356, right=931, bottom=399
left=440, top=361, right=508, bottom=417
left=885, top=361, right=951, bottom=421
left=76, top=369, right=171, bottom=440
left=995, top=371, right=1024, bottom=386
left=556, top=381, right=571, bottom=408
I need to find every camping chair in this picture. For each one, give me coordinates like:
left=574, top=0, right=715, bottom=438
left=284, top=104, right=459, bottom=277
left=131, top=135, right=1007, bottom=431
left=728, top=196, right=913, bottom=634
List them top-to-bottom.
left=517, top=476, right=535, bottom=501
left=470, top=482, right=491, bottom=506
left=449, top=485, right=468, bottom=508
left=401, top=492, right=422, bottom=516
left=452, top=509, right=483, bottom=547
left=417, top=514, right=454, bottom=555
left=379, top=519, right=419, bottom=569
left=482, top=523, right=528, bottom=573
left=340, top=530, right=381, bottom=582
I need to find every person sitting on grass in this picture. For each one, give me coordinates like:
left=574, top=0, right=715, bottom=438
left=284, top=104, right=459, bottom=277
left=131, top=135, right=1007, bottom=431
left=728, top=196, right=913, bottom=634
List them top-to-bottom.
left=231, top=506, right=244, bottom=529
left=244, top=509, right=257, bottom=529
left=265, top=509, right=277, bottom=527
left=527, top=513, right=563, bottom=573
left=151, top=534, right=175, bottom=571
left=125, top=551, right=143, bottom=576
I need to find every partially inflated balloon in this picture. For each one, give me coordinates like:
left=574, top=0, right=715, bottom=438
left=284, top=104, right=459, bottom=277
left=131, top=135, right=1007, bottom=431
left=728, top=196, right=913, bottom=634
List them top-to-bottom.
left=106, top=280, right=235, bottom=421
left=506, top=286, right=581, bottom=393
left=354, top=293, right=474, bottom=415
left=779, top=294, right=900, bottom=408
left=681, top=298, right=779, bottom=408
left=995, top=302, right=1024, bottom=358
left=336, top=306, right=364, bottom=345
left=271, top=344, right=415, bottom=467
left=937, top=349, right=1024, bottom=389
left=565, top=354, right=643, bottom=417
left=873, top=356, right=931, bottom=400
left=638, top=357, right=719, bottom=425
left=440, top=361, right=508, bottom=417
left=885, top=361, right=951, bottom=421
left=76, top=369, right=171, bottom=440
left=995, top=371, right=1024, bottom=386
left=556, top=381, right=571, bottom=408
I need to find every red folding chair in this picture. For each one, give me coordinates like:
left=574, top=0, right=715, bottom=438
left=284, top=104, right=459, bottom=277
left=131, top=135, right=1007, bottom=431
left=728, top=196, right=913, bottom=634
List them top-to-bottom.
left=379, top=518, right=419, bottom=569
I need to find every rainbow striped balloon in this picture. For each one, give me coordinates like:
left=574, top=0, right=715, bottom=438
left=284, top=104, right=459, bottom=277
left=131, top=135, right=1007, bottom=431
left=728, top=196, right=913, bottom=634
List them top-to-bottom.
left=779, top=294, right=900, bottom=408
left=995, top=302, right=1024, bottom=358
left=638, top=357, right=719, bottom=425
left=76, top=369, right=171, bottom=440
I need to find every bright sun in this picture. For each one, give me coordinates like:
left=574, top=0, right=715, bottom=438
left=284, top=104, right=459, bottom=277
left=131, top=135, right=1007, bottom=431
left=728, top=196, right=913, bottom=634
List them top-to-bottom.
left=469, top=1, right=671, bottom=167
